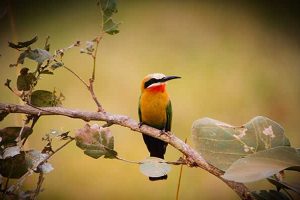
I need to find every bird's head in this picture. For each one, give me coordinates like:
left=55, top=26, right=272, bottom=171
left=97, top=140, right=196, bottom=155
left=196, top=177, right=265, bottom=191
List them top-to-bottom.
left=141, top=73, right=181, bottom=93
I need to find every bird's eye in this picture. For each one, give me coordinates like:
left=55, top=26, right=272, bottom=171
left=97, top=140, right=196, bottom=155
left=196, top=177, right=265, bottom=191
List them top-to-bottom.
left=144, top=78, right=159, bottom=88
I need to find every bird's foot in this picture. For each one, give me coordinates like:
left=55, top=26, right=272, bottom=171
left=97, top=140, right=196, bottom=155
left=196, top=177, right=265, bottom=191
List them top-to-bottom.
left=138, top=122, right=144, bottom=128
left=159, top=129, right=171, bottom=137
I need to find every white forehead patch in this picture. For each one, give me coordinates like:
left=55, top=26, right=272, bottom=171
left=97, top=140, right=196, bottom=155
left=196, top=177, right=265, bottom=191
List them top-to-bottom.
left=147, top=73, right=166, bottom=80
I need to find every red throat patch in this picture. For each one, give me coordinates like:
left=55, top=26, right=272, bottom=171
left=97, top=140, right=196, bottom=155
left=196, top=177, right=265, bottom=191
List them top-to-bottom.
left=148, top=84, right=166, bottom=92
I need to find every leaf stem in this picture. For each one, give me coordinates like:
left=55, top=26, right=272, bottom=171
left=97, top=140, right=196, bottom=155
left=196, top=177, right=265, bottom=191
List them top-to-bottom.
left=115, top=156, right=141, bottom=164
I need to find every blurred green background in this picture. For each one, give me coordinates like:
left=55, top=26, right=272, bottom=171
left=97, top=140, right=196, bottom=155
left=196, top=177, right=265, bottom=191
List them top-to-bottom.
left=1, top=0, right=300, bottom=199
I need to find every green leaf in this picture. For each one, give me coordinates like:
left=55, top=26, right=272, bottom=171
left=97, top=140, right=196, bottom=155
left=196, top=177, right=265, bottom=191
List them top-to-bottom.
left=99, top=0, right=120, bottom=35
left=99, top=0, right=117, bottom=17
left=103, top=18, right=120, bottom=35
left=8, top=36, right=38, bottom=49
left=17, top=48, right=52, bottom=65
left=27, top=48, right=52, bottom=64
left=17, top=51, right=28, bottom=64
left=50, top=61, right=64, bottom=70
left=17, top=68, right=36, bottom=91
left=40, top=69, right=54, bottom=75
left=30, top=90, right=61, bottom=107
left=191, top=116, right=290, bottom=170
left=75, top=124, right=117, bottom=159
left=0, top=126, right=33, bottom=145
left=3, top=146, right=21, bottom=159
left=222, top=146, right=300, bottom=183
left=25, top=150, right=48, bottom=170
left=0, top=151, right=28, bottom=178
left=139, top=157, right=171, bottom=178
left=267, top=178, right=300, bottom=195
left=251, top=190, right=290, bottom=200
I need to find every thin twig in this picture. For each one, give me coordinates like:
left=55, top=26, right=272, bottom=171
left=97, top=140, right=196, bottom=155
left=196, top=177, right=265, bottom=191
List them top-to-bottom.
left=91, top=36, right=100, bottom=81
left=62, top=65, right=104, bottom=112
left=63, top=66, right=89, bottom=88
left=88, top=78, right=104, bottom=112
left=16, top=119, right=26, bottom=143
left=45, top=137, right=74, bottom=161
left=115, top=156, right=141, bottom=164
left=31, top=173, right=44, bottom=200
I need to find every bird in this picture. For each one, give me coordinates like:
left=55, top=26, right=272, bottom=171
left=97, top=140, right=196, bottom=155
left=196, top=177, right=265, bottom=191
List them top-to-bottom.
left=138, top=73, right=181, bottom=181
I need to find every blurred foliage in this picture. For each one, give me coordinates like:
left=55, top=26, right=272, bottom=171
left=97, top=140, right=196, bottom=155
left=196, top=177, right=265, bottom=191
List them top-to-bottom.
left=0, top=0, right=300, bottom=199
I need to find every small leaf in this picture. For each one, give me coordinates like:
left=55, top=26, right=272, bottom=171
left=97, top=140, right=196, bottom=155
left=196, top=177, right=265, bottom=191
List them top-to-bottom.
left=99, top=0, right=117, bottom=17
left=99, top=0, right=120, bottom=35
left=103, top=18, right=120, bottom=35
left=8, top=36, right=38, bottom=49
left=85, top=41, right=94, bottom=52
left=27, top=48, right=52, bottom=64
left=17, top=51, right=28, bottom=64
left=50, top=61, right=64, bottom=70
left=17, top=68, right=36, bottom=91
left=40, top=69, right=54, bottom=75
left=4, top=79, right=11, bottom=87
left=30, top=90, right=61, bottom=107
left=191, top=116, right=290, bottom=170
left=75, top=124, right=117, bottom=159
left=0, top=126, right=33, bottom=145
left=43, top=129, right=69, bottom=142
left=3, top=146, right=21, bottom=159
left=222, top=146, right=300, bottom=183
left=25, top=150, right=48, bottom=170
left=0, top=151, right=28, bottom=178
left=140, top=157, right=171, bottom=178
left=37, top=162, right=54, bottom=173
left=251, top=190, right=290, bottom=200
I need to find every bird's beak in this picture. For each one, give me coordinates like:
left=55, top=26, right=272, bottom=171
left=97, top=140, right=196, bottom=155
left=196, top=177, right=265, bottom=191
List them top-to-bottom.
left=162, top=76, right=181, bottom=82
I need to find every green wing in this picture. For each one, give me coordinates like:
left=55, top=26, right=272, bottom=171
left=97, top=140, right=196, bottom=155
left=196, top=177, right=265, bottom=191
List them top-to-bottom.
left=165, top=100, right=172, bottom=132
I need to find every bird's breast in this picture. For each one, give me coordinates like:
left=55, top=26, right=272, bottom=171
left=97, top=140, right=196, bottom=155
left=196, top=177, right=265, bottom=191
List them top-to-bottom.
left=140, top=91, right=169, bottom=129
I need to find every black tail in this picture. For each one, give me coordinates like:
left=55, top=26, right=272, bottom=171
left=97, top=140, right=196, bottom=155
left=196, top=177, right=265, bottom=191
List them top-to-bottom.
left=142, top=134, right=168, bottom=181
left=149, top=174, right=168, bottom=181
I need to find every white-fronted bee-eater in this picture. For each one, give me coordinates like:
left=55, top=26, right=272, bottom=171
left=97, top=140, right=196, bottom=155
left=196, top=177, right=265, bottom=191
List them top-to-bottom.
left=138, top=73, right=181, bottom=181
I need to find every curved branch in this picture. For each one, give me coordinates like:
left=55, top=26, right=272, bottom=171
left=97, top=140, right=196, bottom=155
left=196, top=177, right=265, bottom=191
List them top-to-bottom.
left=0, top=102, right=253, bottom=200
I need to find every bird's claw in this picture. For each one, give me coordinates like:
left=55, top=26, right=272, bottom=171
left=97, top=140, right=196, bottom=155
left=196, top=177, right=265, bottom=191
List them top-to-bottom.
left=138, top=122, right=144, bottom=128
left=159, top=129, right=171, bottom=137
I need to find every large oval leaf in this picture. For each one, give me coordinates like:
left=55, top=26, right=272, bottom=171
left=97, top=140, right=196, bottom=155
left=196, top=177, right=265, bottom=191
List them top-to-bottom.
left=30, top=90, right=63, bottom=107
left=191, top=116, right=290, bottom=170
left=222, top=146, right=300, bottom=183
left=140, top=157, right=171, bottom=178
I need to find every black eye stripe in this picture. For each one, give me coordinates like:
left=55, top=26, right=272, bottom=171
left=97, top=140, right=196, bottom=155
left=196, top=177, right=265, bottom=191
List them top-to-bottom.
left=144, top=78, right=159, bottom=88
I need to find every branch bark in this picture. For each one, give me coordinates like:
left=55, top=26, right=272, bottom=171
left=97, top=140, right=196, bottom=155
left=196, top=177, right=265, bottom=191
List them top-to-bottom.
left=0, top=102, right=253, bottom=200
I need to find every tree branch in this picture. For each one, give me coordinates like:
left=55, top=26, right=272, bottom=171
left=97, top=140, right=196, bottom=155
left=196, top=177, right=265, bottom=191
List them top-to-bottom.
left=0, top=102, right=253, bottom=200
